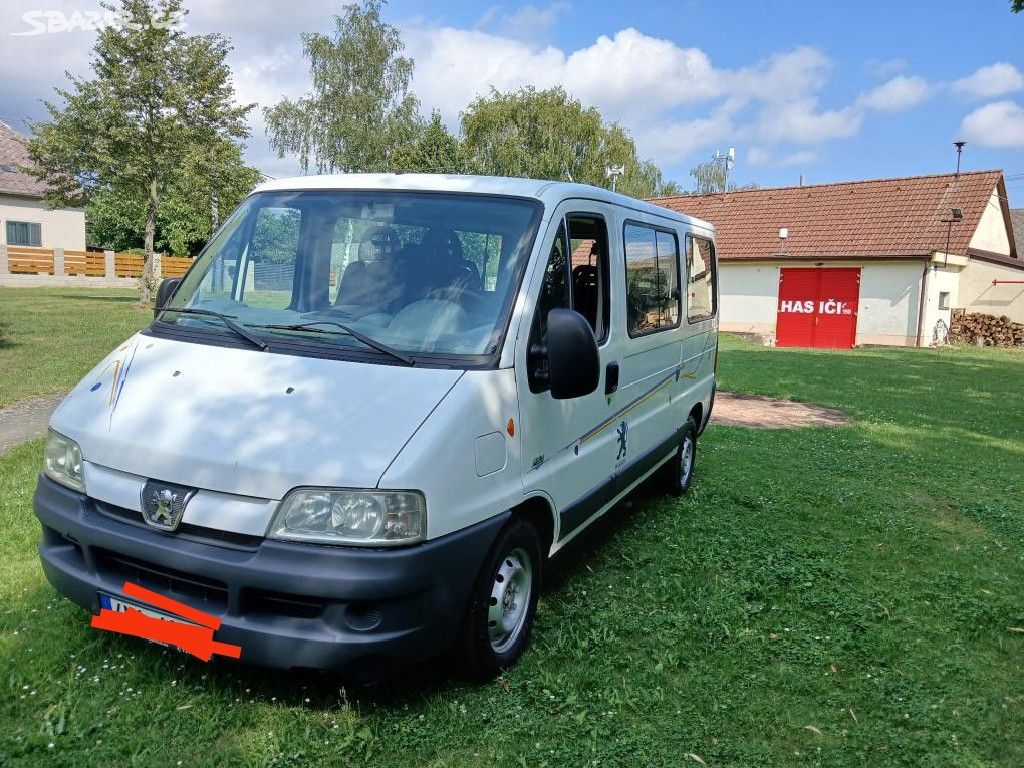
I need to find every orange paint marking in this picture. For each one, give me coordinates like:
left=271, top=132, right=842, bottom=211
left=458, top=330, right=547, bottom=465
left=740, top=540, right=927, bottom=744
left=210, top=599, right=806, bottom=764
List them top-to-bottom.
left=90, top=581, right=240, bottom=662
left=122, top=581, right=221, bottom=629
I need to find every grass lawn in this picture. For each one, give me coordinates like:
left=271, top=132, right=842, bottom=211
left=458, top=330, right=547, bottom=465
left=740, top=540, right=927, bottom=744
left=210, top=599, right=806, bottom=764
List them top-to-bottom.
left=0, top=287, right=150, bottom=408
left=1, top=293, right=1023, bottom=766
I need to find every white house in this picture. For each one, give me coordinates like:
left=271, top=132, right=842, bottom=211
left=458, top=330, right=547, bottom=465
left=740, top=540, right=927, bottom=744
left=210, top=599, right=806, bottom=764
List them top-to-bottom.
left=0, top=121, right=85, bottom=251
left=652, top=170, right=1021, bottom=348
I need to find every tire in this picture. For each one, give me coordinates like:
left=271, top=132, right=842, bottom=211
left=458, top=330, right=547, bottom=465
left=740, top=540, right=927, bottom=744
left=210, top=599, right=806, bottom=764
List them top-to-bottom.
left=662, top=415, right=698, bottom=496
left=454, top=518, right=543, bottom=681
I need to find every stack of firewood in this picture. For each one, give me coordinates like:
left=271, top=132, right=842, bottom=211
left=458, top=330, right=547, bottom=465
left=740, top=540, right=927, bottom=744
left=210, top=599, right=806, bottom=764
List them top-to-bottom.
left=949, top=312, right=1024, bottom=347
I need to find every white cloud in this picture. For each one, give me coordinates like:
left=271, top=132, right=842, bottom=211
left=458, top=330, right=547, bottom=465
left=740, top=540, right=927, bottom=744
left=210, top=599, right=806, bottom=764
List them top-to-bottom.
left=0, top=1, right=907, bottom=179
left=477, top=3, right=571, bottom=41
left=402, top=23, right=850, bottom=164
left=562, top=29, right=722, bottom=115
left=727, top=46, right=831, bottom=104
left=865, top=57, right=907, bottom=77
left=952, top=63, right=1024, bottom=99
left=857, top=75, right=931, bottom=111
left=753, top=99, right=861, bottom=144
left=959, top=100, right=1024, bottom=148
left=637, top=103, right=740, bottom=164
left=748, top=147, right=818, bottom=168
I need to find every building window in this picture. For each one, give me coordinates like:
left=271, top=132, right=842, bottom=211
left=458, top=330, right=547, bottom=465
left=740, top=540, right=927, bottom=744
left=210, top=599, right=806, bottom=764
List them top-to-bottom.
left=6, top=220, right=42, bottom=247
left=623, top=223, right=680, bottom=337
left=686, top=236, right=717, bottom=322
left=938, top=291, right=950, bottom=310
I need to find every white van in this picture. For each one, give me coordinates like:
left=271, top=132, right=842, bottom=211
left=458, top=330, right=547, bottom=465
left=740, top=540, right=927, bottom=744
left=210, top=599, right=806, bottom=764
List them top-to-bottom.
left=35, top=174, right=718, bottom=679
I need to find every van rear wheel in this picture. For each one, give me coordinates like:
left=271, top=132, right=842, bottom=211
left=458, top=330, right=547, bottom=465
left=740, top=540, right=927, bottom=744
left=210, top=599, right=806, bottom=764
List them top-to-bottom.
left=662, top=416, right=698, bottom=496
left=454, top=518, right=542, bottom=681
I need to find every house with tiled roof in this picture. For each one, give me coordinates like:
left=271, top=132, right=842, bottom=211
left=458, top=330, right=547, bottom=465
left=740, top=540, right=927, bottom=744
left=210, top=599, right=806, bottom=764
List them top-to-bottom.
left=0, top=121, right=85, bottom=251
left=651, top=170, right=1022, bottom=347
left=1011, top=208, right=1024, bottom=258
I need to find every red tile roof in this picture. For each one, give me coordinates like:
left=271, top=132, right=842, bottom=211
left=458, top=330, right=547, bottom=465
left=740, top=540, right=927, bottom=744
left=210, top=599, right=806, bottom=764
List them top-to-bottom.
left=0, top=121, right=49, bottom=199
left=650, top=170, right=1011, bottom=261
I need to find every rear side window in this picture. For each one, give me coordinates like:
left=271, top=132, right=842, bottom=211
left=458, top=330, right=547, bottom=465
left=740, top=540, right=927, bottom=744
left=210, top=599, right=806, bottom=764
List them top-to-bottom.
left=623, top=223, right=680, bottom=337
left=686, top=236, right=717, bottom=322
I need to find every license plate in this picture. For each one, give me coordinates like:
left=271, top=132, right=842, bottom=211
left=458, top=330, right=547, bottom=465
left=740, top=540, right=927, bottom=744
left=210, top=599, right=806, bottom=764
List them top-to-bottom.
left=98, top=592, right=199, bottom=627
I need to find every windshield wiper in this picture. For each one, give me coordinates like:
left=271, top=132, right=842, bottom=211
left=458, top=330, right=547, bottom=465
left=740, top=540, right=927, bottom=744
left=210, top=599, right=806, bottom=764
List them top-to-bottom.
left=158, top=307, right=269, bottom=351
left=255, top=321, right=416, bottom=366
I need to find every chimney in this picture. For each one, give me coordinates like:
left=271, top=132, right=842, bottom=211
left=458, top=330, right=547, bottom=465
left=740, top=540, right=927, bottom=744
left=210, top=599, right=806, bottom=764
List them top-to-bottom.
left=799, top=174, right=804, bottom=187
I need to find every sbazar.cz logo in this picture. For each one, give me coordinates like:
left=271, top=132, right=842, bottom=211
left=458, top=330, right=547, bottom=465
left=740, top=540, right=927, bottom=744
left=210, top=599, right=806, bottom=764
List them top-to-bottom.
left=11, top=9, right=186, bottom=36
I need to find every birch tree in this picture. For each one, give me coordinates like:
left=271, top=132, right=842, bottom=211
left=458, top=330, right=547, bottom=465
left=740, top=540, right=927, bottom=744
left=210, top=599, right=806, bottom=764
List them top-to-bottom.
left=264, top=0, right=422, bottom=173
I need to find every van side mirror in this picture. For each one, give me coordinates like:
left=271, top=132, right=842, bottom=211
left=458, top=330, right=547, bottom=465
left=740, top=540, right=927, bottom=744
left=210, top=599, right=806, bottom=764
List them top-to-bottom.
left=154, top=278, right=181, bottom=318
left=546, top=308, right=600, bottom=400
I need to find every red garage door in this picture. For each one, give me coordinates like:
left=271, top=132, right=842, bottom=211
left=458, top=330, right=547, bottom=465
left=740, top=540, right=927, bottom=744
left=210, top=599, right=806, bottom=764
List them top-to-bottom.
left=776, top=267, right=860, bottom=348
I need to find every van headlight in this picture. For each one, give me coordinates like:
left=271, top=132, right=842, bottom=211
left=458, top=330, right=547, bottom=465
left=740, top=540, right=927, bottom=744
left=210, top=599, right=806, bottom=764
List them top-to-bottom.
left=43, top=430, right=85, bottom=493
left=268, top=488, right=426, bottom=546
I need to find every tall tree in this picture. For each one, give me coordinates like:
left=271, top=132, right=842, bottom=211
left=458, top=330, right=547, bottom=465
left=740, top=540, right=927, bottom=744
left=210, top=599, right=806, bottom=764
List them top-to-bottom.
left=27, top=0, right=253, bottom=302
left=265, top=0, right=422, bottom=173
left=461, top=86, right=679, bottom=198
left=391, top=112, right=470, bottom=174
left=87, top=139, right=261, bottom=255
left=688, top=159, right=757, bottom=194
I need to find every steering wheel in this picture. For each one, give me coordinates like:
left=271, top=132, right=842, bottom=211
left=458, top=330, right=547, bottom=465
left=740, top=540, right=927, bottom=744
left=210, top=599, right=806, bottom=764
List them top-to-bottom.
left=457, top=288, right=491, bottom=315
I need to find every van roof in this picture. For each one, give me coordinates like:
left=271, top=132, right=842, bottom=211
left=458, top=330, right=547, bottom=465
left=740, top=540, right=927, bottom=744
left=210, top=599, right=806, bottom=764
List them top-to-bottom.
left=253, top=173, right=713, bottom=231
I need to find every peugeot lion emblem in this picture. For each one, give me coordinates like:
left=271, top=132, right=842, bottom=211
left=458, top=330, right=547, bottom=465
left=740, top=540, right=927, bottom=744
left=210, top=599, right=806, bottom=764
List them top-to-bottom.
left=141, top=480, right=196, bottom=531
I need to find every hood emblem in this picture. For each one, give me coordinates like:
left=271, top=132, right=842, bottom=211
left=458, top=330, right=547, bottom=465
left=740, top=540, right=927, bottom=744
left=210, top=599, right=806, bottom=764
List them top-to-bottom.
left=140, top=480, right=196, bottom=531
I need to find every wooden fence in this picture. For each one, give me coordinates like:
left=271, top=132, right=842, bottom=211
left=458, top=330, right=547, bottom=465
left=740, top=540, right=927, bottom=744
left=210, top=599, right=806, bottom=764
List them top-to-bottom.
left=2, top=245, right=194, bottom=279
left=7, top=246, right=55, bottom=275
left=64, top=249, right=107, bottom=277
left=113, top=252, right=144, bottom=278
left=162, top=256, right=193, bottom=278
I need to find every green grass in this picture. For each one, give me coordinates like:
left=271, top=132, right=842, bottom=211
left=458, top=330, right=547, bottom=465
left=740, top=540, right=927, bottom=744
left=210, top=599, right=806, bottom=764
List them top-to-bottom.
left=0, top=288, right=149, bottom=408
left=2, top=297, right=1024, bottom=765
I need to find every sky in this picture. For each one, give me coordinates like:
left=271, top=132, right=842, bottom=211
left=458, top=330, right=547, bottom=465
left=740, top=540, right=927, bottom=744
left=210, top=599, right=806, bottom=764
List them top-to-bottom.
left=1, top=0, right=1022, bottom=204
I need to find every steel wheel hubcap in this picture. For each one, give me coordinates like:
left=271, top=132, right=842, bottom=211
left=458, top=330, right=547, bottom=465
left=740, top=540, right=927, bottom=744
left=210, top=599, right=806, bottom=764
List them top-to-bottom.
left=680, top=436, right=694, bottom=484
left=487, top=547, right=532, bottom=654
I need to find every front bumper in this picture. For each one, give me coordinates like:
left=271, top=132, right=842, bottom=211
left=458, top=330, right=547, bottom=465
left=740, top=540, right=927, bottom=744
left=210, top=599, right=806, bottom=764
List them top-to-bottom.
left=34, top=475, right=507, bottom=674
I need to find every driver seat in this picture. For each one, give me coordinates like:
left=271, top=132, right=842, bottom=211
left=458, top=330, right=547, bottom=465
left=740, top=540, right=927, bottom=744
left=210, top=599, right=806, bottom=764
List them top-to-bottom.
left=335, top=226, right=404, bottom=311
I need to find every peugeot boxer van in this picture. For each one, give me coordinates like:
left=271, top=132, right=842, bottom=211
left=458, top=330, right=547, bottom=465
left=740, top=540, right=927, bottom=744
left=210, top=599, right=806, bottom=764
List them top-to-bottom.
left=34, top=174, right=718, bottom=679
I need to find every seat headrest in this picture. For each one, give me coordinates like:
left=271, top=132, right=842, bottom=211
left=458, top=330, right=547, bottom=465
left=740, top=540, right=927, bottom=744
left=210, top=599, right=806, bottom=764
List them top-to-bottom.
left=359, top=225, right=402, bottom=263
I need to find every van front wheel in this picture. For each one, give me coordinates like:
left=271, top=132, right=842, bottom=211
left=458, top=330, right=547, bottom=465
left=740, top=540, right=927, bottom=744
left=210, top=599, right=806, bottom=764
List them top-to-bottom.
left=662, top=416, right=698, bottom=496
left=455, top=519, right=542, bottom=681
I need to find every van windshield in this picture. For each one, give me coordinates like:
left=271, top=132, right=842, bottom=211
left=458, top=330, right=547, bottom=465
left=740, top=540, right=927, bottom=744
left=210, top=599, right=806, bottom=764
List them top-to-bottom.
left=160, top=190, right=542, bottom=362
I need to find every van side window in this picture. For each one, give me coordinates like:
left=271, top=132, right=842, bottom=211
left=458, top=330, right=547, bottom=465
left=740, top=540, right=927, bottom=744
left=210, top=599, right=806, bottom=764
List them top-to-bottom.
left=567, top=214, right=610, bottom=342
left=527, top=221, right=570, bottom=392
left=537, top=221, right=570, bottom=339
left=623, top=223, right=680, bottom=337
left=686, top=236, right=717, bottom=322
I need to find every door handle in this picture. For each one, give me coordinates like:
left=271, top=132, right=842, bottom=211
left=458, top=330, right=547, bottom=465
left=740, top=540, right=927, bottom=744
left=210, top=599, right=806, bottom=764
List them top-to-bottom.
left=605, top=362, right=619, bottom=395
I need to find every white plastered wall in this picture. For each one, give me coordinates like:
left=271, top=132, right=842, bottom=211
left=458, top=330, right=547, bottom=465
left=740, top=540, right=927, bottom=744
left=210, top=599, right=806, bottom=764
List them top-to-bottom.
left=968, top=188, right=1012, bottom=256
left=0, top=195, right=86, bottom=250
left=958, top=258, right=1024, bottom=323
left=719, top=259, right=929, bottom=346
left=855, top=261, right=929, bottom=346
left=717, top=262, right=780, bottom=340
left=919, top=264, right=960, bottom=346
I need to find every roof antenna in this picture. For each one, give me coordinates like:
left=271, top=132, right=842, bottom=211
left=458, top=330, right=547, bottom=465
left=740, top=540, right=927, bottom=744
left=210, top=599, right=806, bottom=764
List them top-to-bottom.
left=954, top=140, right=966, bottom=176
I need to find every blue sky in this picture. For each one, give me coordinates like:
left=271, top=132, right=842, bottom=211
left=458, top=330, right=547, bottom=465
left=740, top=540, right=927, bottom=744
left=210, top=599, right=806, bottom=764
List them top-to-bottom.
left=1, top=1, right=1022, bottom=203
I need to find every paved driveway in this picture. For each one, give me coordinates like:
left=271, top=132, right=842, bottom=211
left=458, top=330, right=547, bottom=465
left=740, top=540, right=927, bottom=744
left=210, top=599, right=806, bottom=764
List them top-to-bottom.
left=0, top=393, right=65, bottom=454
